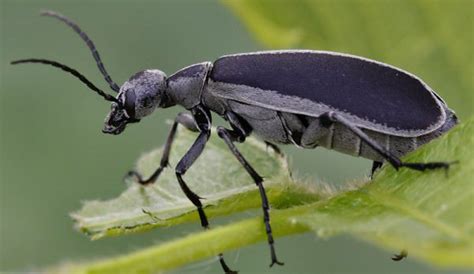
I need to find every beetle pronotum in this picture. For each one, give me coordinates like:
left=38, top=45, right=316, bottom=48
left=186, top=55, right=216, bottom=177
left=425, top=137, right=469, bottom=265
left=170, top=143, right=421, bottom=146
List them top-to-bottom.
left=11, top=10, right=457, bottom=273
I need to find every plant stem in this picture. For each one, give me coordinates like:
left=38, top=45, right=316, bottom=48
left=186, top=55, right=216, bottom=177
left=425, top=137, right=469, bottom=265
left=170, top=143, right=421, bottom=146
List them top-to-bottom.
left=78, top=207, right=311, bottom=274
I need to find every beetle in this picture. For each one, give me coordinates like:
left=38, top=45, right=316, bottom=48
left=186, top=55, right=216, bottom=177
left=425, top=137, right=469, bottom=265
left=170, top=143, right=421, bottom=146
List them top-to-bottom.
left=11, top=10, right=457, bottom=273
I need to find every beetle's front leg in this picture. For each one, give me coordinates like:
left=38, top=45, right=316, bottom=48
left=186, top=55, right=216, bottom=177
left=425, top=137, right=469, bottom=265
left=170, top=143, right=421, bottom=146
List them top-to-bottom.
left=126, top=112, right=199, bottom=185
left=320, top=112, right=454, bottom=172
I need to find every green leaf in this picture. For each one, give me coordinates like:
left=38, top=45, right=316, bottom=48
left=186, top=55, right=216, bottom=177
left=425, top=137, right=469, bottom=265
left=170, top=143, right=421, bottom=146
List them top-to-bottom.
left=223, top=0, right=473, bottom=119
left=66, top=118, right=473, bottom=274
left=294, top=118, right=474, bottom=267
left=72, top=125, right=324, bottom=240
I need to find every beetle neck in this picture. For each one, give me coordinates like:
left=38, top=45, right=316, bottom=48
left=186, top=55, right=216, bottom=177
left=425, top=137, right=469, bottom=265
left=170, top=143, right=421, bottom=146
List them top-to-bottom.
left=159, top=89, right=177, bottom=108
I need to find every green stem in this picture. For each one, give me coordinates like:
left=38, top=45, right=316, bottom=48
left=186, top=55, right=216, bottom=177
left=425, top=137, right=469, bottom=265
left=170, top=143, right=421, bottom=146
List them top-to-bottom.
left=78, top=206, right=312, bottom=274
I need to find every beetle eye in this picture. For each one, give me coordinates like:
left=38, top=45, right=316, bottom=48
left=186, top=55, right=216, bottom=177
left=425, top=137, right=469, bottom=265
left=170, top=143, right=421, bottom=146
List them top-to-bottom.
left=123, top=90, right=136, bottom=118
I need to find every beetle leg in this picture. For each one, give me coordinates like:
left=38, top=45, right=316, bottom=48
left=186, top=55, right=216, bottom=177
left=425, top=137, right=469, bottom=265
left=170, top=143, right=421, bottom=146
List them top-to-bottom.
left=167, top=107, right=237, bottom=274
left=126, top=112, right=199, bottom=185
left=217, top=112, right=284, bottom=267
left=320, top=112, right=453, bottom=172
left=175, top=131, right=210, bottom=230
left=264, top=141, right=282, bottom=155
left=371, top=161, right=383, bottom=179
left=391, top=249, right=408, bottom=261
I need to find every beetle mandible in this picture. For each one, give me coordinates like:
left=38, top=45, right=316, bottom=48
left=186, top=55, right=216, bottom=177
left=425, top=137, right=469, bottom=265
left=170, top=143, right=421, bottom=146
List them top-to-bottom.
left=11, top=10, right=457, bottom=273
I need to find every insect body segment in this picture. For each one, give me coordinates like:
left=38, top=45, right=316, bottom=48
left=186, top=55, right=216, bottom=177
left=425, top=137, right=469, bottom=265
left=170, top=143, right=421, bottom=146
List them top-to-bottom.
left=11, top=10, right=458, bottom=273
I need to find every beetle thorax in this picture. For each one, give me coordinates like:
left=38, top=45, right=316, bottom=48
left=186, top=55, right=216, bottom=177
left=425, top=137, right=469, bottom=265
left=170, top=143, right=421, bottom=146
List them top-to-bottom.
left=165, top=62, right=212, bottom=110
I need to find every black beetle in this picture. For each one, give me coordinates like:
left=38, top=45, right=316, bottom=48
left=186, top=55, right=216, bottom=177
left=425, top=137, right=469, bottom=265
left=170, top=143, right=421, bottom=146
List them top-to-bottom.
left=11, top=10, right=457, bottom=273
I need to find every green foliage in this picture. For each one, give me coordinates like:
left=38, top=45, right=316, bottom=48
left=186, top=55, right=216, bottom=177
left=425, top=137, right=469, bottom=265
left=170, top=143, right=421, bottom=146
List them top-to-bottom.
left=223, top=0, right=473, bottom=119
left=295, top=118, right=474, bottom=267
left=64, top=119, right=473, bottom=274
left=73, top=127, right=323, bottom=239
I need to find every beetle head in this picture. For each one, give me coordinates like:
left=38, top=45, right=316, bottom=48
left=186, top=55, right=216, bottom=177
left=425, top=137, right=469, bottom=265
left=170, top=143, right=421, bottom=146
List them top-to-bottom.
left=11, top=11, right=174, bottom=135
left=102, top=70, right=167, bottom=135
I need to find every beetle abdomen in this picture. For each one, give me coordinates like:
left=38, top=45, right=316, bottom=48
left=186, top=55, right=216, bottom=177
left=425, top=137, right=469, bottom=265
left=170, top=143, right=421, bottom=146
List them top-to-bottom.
left=209, top=50, right=447, bottom=137
left=282, top=107, right=457, bottom=161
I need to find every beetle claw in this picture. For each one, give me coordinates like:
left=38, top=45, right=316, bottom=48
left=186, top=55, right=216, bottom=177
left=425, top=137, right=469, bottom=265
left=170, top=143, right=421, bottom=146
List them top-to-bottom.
left=124, top=170, right=156, bottom=185
left=124, top=170, right=141, bottom=182
left=391, top=250, right=408, bottom=261
left=269, top=259, right=284, bottom=267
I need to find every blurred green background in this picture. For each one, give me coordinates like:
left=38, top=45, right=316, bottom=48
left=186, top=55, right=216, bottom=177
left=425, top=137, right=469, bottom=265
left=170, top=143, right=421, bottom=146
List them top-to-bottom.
left=1, top=1, right=472, bottom=273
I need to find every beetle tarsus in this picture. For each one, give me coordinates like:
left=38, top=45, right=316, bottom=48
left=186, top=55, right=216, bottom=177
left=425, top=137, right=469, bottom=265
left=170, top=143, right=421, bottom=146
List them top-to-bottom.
left=125, top=112, right=199, bottom=186
left=264, top=141, right=282, bottom=155
left=401, top=160, right=459, bottom=177
left=370, top=161, right=383, bottom=179
left=400, top=161, right=454, bottom=171
left=126, top=169, right=163, bottom=185
left=269, top=247, right=285, bottom=267
left=391, top=250, right=408, bottom=261
left=219, top=253, right=238, bottom=274
left=270, top=260, right=285, bottom=267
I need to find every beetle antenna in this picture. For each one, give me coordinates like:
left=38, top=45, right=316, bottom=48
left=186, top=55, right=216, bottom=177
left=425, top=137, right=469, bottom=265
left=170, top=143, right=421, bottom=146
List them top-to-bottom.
left=40, top=10, right=121, bottom=93
left=11, top=58, right=118, bottom=103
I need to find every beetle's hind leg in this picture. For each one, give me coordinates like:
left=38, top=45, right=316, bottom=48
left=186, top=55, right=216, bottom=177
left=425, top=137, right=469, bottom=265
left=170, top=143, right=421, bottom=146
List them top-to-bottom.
left=126, top=112, right=199, bottom=185
left=217, top=112, right=284, bottom=267
left=320, top=112, right=454, bottom=173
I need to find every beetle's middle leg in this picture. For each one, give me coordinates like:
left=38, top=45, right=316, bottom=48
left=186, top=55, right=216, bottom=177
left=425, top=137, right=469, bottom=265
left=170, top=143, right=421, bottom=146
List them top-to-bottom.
left=136, top=106, right=236, bottom=273
left=127, top=107, right=236, bottom=273
left=173, top=107, right=237, bottom=274
left=217, top=111, right=284, bottom=267
left=126, top=112, right=199, bottom=185
left=320, top=112, right=452, bottom=172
